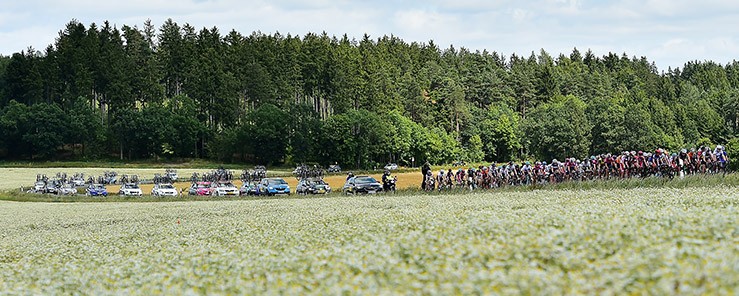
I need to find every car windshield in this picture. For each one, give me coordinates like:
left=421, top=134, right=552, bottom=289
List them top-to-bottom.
left=355, top=177, right=377, bottom=184
left=268, top=179, right=287, bottom=185
left=219, top=183, right=235, bottom=187
left=93, top=184, right=105, bottom=189
left=123, top=184, right=139, bottom=189
left=160, top=184, right=174, bottom=189
left=197, top=184, right=210, bottom=188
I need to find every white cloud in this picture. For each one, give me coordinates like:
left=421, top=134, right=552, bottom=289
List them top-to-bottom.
left=1, top=0, right=739, bottom=69
left=510, top=8, right=534, bottom=22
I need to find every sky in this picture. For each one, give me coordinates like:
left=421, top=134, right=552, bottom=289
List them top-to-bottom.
left=1, top=0, right=738, bottom=71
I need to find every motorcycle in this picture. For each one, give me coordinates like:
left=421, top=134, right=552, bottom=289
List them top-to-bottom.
left=383, top=176, right=397, bottom=193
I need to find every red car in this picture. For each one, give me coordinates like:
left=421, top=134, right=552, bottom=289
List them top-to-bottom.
left=188, top=182, right=213, bottom=196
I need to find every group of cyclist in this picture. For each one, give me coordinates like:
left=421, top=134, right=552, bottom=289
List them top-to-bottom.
left=422, top=145, right=730, bottom=191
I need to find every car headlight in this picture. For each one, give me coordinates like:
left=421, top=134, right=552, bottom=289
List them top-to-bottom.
left=269, top=187, right=273, bottom=190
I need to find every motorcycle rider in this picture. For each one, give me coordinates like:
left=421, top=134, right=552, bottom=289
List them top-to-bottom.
left=381, top=170, right=395, bottom=192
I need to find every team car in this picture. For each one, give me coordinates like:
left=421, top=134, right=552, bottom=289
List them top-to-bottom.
left=165, top=169, right=178, bottom=182
left=70, top=176, right=86, bottom=187
left=342, top=176, right=383, bottom=194
left=258, top=178, right=291, bottom=196
left=296, top=179, right=331, bottom=195
left=44, top=180, right=62, bottom=195
left=27, top=181, right=46, bottom=194
left=188, top=182, right=214, bottom=196
left=213, top=182, right=239, bottom=196
left=239, top=182, right=260, bottom=196
left=57, top=183, right=78, bottom=196
left=119, top=183, right=143, bottom=196
left=151, top=183, right=179, bottom=197
left=86, top=184, right=108, bottom=196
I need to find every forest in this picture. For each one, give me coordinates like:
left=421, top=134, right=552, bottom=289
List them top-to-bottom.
left=1, top=19, right=738, bottom=168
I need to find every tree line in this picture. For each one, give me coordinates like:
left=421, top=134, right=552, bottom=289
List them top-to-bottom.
left=1, top=19, right=738, bottom=167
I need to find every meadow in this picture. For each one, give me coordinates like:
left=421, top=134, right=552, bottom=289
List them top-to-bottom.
left=0, top=187, right=736, bottom=294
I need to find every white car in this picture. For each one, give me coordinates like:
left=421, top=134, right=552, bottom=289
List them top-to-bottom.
left=384, top=163, right=399, bottom=170
left=165, top=169, right=178, bottom=182
left=71, top=178, right=86, bottom=187
left=27, top=181, right=46, bottom=194
left=213, top=182, right=239, bottom=196
left=58, top=183, right=78, bottom=196
left=119, top=183, right=143, bottom=196
left=152, top=183, right=179, bottom=197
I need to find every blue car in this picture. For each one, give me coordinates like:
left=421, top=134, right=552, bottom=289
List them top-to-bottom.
left=258, top=178, right=291, bottom=196
left=86, top=184, right=108, bottom=196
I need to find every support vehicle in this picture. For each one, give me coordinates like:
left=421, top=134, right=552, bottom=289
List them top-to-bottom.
left=343, top=176, right=383, bottom=194
left=258, top=178, right=291, bottom=196
left=119, top=183, right=143, bottom=196
left=152, top=183, right=179, bottom=197
left=86, top=184, right=108, bottom=197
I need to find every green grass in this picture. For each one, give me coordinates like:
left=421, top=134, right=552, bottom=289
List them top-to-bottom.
left=0, top=187, right=736, bottom=294
left=0, top=190, right=332, bottom=203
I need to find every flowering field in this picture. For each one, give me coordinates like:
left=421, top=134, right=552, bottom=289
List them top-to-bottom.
left=0, top=187, right=736, bottom=294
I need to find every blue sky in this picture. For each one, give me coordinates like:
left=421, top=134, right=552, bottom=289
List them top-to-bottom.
left=1, top=0, right=737, bottom=71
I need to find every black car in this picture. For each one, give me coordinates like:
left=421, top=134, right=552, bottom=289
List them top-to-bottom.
left=342, top=176, right=382, bottom=194
left=296, top=179, right=332, bottom=195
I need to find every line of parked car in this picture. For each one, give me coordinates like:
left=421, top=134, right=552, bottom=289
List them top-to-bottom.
left=27, top=169, right=395, bottom=197
left=187, top=178, right=292, bottom=197
left=85, top=182, right=146, bottom=197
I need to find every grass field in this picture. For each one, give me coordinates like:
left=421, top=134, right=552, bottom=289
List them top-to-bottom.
left=0, top=187, right=736, bottom=294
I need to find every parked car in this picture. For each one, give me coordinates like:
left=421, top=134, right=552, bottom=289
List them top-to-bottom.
left=384, top=163, right=399, bottom=171
left=328, top=164, right=342, bottom=173
left=165, top=169, right=178, bottom=182
left=102, top=172, right=118, bottom=185
left=343, top=176, right=383, bottom=195
left=70, top=177, right=86, bottom=187
left=258, top=178, right=291, bottom=196
left=296, top=179, right=331, bottom=195
left=44, top=180, right=61, bottom=195
left=27, top=181, right=46, bottom=194
left=188, top=182, right=213, bottom=196
left=213, top=182, right=239, bottom=196
left=240, top=182, right=260, bottom=196
left=58, top=183, right=78, bottom=196
left=119, top=183, right=143, bottom=196
left=152, top=183, right=179, bottom=197
left=86, top=184, right=108, bottom=197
